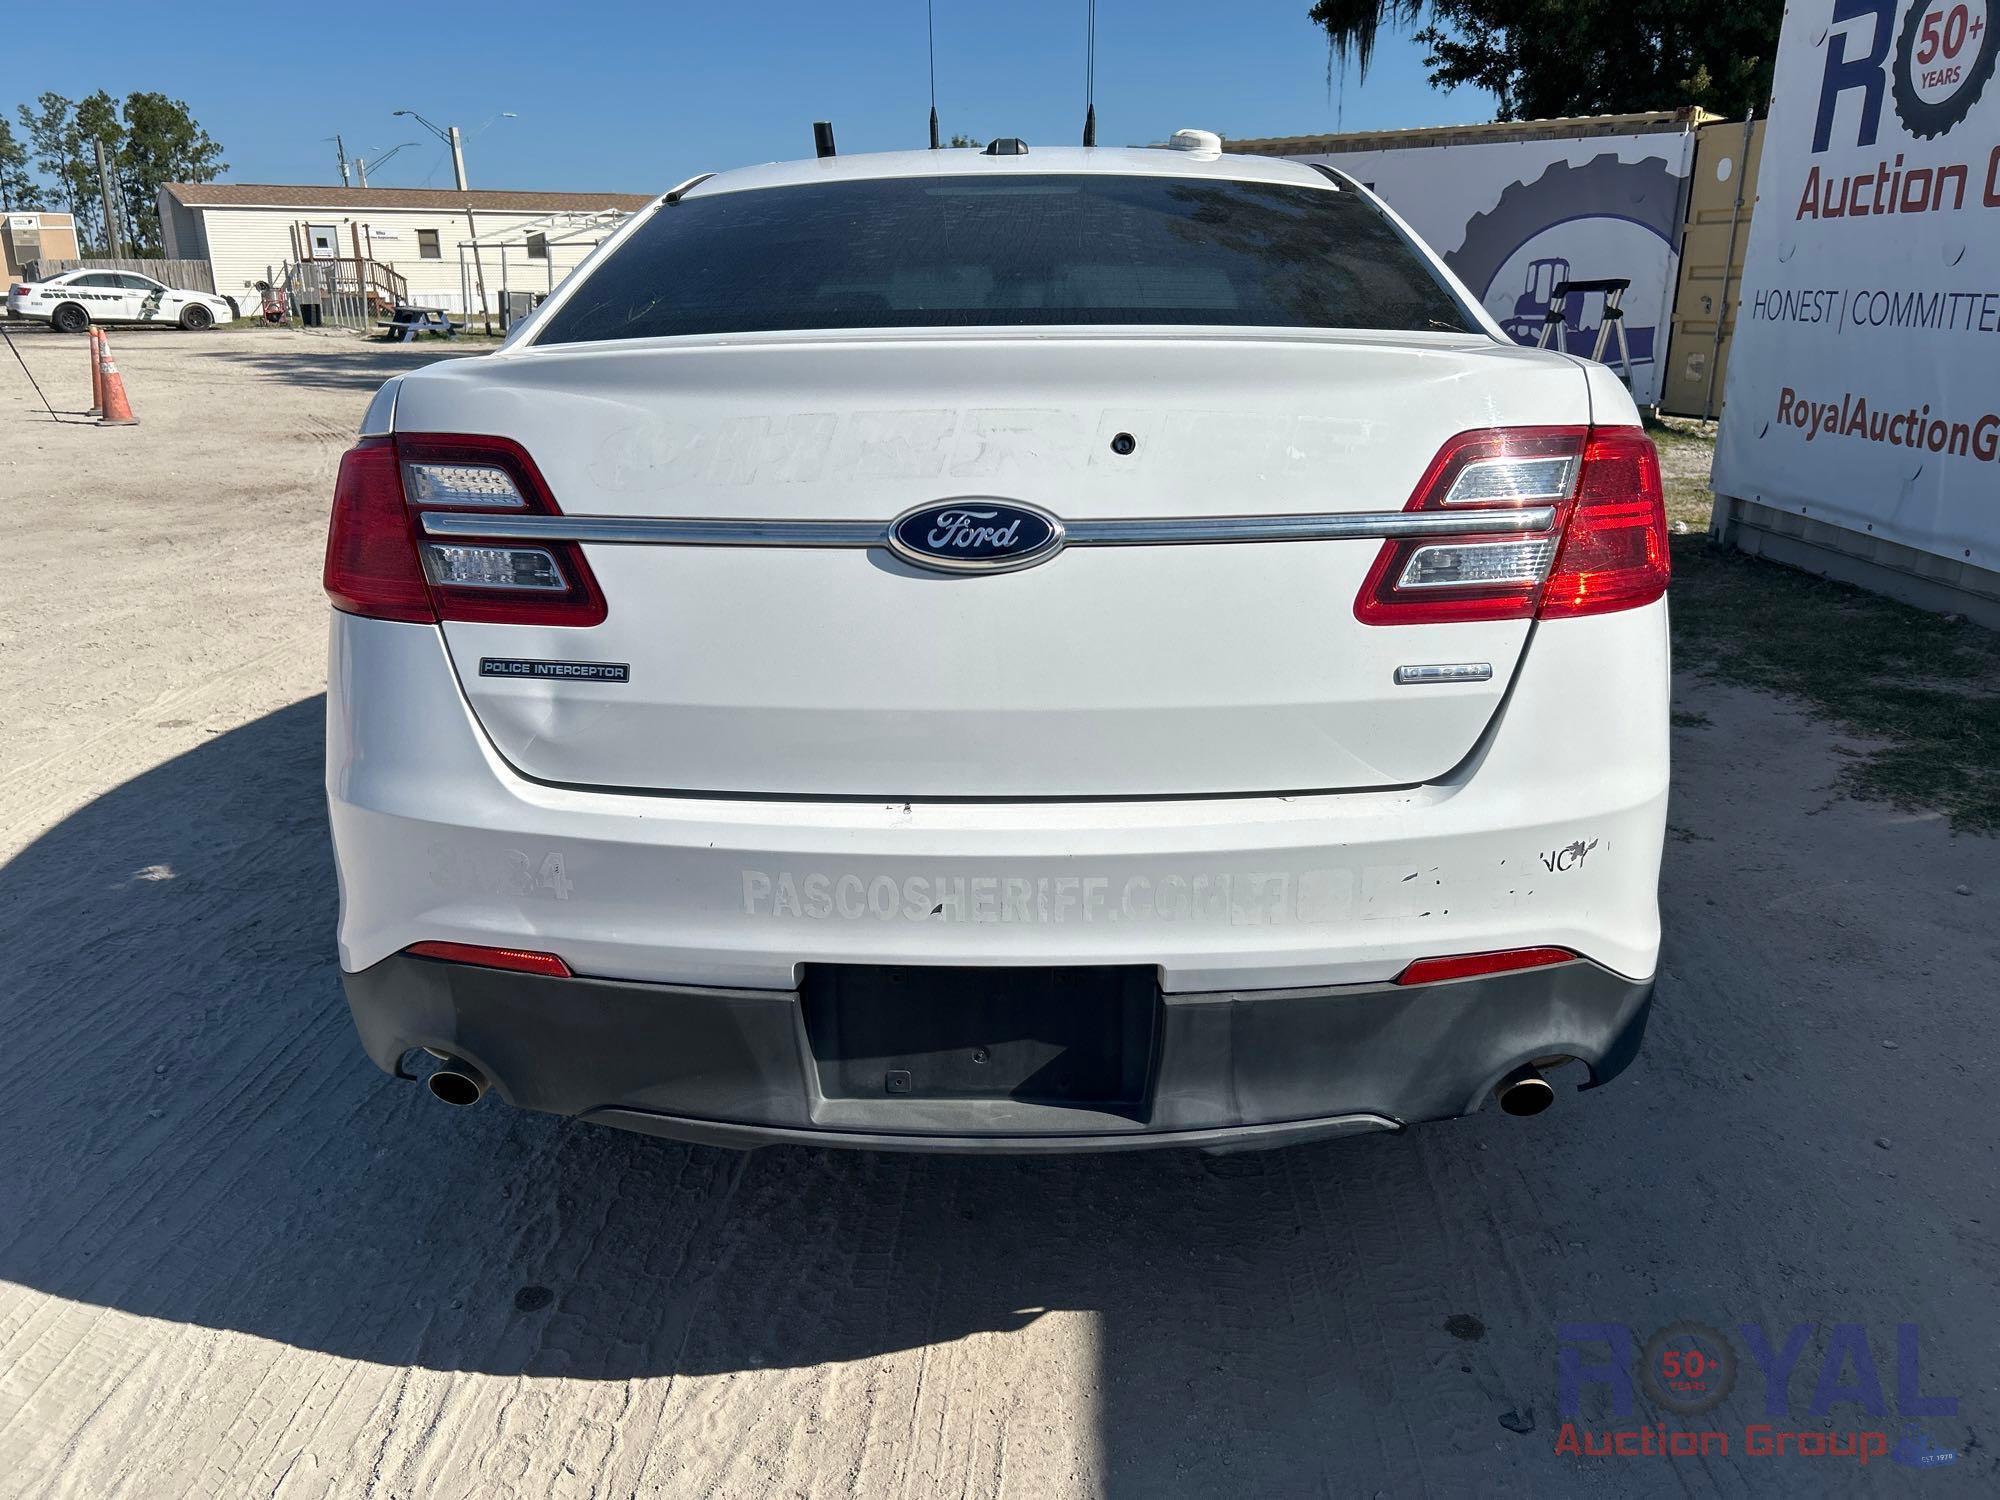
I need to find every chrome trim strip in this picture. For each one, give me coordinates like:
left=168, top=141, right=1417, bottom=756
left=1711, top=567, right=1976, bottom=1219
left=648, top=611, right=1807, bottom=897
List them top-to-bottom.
left=420, top=506, right=1557, bottom=547
left=1064, top=509, right=1556, bottom=543
left=422, top=513, right=888, bottom=546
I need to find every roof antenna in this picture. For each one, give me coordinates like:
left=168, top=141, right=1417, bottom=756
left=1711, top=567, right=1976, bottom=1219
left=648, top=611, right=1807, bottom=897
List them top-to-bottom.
left=928, top=0, right=941, bottom=148
left=1081, top=0, right=1098, bottom=146
left=813, top=121, right=836, bottom=158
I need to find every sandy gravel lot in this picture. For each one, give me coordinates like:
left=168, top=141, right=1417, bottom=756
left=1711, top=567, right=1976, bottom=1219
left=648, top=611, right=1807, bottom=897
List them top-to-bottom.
left=0, top=323, right=1995, bottom=1498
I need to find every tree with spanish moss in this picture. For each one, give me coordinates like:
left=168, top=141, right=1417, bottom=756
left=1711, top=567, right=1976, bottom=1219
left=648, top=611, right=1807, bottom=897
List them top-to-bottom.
left=1309, top=0, right=1781, bottom=122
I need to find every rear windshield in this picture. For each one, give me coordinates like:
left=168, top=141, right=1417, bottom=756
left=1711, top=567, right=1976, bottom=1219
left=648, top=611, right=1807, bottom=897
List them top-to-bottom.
left=535, top=173, right=1477, bottom=344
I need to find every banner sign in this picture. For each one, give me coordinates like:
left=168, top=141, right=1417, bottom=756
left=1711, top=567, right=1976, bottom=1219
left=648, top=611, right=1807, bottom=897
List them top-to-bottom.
left=1713, top=0, right=2000, bottom=568
left=1306, top=135, right=1694, bottom=406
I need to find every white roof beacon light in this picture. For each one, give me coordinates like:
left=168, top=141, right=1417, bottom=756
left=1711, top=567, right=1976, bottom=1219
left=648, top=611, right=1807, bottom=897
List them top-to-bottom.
left=1167, top=129, right=1224, bottom=160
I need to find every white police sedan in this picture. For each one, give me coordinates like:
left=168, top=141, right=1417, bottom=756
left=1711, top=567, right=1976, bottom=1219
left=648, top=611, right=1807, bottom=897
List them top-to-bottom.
left=326, top=136, right=1669, bottom=1153
left=6, top=269, right=237, bottom=332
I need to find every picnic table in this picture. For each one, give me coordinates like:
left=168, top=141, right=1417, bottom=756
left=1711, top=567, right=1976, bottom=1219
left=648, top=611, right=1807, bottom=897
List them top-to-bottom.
left=376, top=307, right=465, bottom=342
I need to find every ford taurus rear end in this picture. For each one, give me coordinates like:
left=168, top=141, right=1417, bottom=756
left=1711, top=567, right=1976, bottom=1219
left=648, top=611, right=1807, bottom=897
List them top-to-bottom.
left=324, top=145, right=1668, bottom=1152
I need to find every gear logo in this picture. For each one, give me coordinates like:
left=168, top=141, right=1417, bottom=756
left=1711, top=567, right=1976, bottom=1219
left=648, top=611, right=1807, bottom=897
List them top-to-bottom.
left=1893, top=0, right=1998, bottom=139
left=1638, top=1321, right=1739, bottom=1418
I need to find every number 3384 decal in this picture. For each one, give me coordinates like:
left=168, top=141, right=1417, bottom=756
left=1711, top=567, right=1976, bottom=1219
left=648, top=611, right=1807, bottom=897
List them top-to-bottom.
left=428, top=845, right=574, bottom=900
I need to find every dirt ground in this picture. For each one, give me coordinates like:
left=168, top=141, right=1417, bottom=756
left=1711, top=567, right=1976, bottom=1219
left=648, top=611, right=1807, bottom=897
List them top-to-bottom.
left=1, top=323, right=1996, bottom=1498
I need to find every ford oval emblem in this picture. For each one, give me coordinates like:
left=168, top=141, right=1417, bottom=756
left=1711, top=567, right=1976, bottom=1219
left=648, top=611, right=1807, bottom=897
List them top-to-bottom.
left=886, top=499, right=1066, bottom=574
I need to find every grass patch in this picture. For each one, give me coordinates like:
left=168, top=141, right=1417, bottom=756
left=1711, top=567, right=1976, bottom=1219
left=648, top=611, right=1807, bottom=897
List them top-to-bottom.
left=1644, top=413, right=1718, bottom=533
left=1635, top=414, right=2000, bottom=830
left=1671, top=536, right=2000, bottom=832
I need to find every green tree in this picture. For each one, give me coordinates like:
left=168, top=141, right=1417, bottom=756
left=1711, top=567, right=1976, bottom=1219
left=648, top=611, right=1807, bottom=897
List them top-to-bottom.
left=1310, top=0, right=1780, bottom=121
left=16, top=93, right=84, bottom=231
left=114, top=93, right=227, bottom=255
left=0, top=118, right=41, bottom=211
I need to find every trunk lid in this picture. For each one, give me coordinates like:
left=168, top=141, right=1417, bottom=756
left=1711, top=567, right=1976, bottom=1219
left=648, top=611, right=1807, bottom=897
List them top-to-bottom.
left=394, top=333, right=1588, bottom=798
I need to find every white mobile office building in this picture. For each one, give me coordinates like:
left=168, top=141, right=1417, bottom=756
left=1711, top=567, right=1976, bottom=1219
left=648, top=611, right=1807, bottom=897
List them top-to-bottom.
left=157, top=182, right=655, bottom=314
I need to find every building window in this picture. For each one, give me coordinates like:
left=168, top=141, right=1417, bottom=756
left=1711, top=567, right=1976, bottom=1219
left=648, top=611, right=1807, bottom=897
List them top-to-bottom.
left=417, top=229, right=441, bottom=259
left=526, top=233, right=548, bottom=261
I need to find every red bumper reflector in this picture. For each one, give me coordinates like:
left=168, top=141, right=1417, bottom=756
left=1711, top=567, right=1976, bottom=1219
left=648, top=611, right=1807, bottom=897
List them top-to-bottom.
left=404, top=941, right=573, bottom=978
left=1394, top=946, right=1578, bottom=986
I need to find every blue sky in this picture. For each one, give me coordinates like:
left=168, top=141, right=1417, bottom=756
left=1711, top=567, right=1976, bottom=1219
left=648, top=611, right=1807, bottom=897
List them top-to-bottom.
left=2, top=1, right=1497, bottom=193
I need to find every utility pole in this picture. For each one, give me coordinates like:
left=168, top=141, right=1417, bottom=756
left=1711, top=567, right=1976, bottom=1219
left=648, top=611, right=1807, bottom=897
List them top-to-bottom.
left=393, top=108, right=488, bottom=322
left=334, top=133, right=351, bottom=188
left=93, top=137, right=125, bottom=257
left=356, top=158, right=368, bottom=188
left=465, top=204, right=490, bottom=334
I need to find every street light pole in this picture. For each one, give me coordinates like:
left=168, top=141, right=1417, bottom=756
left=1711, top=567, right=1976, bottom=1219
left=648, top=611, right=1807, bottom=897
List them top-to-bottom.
left=394, top=109, right=475, bottom=189
left=355, top=143, right=418, bottom=189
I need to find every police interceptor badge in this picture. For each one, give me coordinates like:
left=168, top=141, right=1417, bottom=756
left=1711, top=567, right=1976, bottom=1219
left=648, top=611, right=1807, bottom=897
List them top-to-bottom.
left=479, top=658, right=630, bottom=682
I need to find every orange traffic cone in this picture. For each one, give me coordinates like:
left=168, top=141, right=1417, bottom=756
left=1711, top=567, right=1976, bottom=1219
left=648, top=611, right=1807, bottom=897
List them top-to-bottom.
left=87, top=328, right=104, bottom=418
left=97, top=332, right=138, bottom=427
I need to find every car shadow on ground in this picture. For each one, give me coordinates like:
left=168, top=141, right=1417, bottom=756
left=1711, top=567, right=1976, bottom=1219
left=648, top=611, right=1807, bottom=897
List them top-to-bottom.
left=187, top=339, right=488, bottom=392
left=0, top=697, right=1608, bottom=1489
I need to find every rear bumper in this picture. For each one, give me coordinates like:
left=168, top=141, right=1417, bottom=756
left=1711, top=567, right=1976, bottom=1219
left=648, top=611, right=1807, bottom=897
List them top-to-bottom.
left=328, top=606, right=1669, bottom=993
left=343, top=952, right=1653, bottom=1152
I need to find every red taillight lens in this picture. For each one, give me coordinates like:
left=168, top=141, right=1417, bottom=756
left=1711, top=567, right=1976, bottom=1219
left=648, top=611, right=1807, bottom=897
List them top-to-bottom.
left=1354, top=425, right=1667, bottom=626
left=1538, top=428, right=1669, bottom=618
left=323, top=432, right=606, bottom=627
left=324, top=439, right=434, bottom=622
left=404, top=940, right=573, bottom=977
left=1394, top=947, right=1577, bottom=986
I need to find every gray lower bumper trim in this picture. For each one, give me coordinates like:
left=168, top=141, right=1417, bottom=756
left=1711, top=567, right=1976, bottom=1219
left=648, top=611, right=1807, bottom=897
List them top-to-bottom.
left=342, top=952, right=1653, bottom=1153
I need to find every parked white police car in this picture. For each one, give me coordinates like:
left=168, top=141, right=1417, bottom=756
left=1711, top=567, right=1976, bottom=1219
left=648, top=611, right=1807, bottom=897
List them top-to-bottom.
left=325, top=135, right=1671, bottom=1153
left=6, top=268, right=237, bottom=332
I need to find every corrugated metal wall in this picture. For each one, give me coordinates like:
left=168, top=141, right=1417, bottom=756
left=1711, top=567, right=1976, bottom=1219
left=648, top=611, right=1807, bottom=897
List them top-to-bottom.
left=1658, top=118, right=1766, bottom=420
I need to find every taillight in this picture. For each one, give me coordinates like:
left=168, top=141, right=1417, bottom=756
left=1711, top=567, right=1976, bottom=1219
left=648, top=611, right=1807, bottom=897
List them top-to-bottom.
left=1354, top=425, right=1667, bottom=625
left=1538, top=428, right=1670, bottom=619
left=323, top=432, right=606, bottom=626
left=324, top=440, right=433, bottom=622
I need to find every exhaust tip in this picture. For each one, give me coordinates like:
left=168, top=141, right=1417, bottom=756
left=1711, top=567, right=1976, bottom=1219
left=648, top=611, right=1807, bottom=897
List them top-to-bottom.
left=427, top=1059, right=488, bottom=1107
left=1496, top=1064, right=1555, bottom=1117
